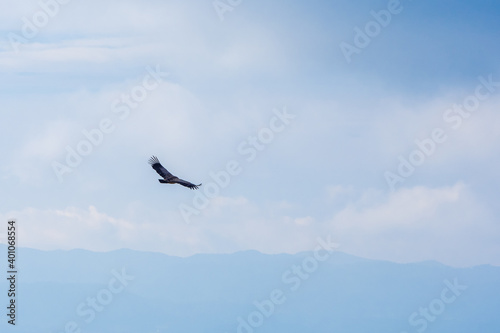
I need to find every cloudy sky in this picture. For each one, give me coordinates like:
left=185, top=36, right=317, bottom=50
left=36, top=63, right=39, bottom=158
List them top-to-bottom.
left=1, top=0, right=499, bottom=267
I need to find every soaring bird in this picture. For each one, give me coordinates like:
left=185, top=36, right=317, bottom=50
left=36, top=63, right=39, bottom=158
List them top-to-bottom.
left=148, top=156, right=201, bottom=190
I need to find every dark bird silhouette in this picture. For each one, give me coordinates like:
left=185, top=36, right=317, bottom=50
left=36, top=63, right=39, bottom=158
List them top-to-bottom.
left=148, top=156, right=201, bottom=190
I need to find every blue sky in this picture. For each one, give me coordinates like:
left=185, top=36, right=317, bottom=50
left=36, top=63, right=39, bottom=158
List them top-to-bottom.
left=1, top=0, right=500, bottom=266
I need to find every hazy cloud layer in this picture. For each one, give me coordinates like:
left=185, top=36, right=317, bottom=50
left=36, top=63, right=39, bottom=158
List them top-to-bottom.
left=1, top=0, right=499, bottom=267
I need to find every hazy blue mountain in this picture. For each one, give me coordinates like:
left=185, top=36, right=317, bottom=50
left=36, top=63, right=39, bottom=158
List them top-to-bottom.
left=0, top=244, right=498, bottom=333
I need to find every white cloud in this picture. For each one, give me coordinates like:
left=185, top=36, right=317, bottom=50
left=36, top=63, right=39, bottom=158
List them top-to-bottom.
left=0, top=0, right=290, bottom=82
left=0, top=39, right=158, bottom=73
left=445, top=95, right=500, bottom=160
left=6, top=120, right=76, bottom=183
left=1, top=177, right=498, bottom=267
left=327, top=183, right=500, bottom=267
left=326, top=185, right=355, bottom=201
left=0, top=196, right=321, bottom=258
left=0, top=206, right=134, bottom=252
left=294, top=216, right=314, bottom=226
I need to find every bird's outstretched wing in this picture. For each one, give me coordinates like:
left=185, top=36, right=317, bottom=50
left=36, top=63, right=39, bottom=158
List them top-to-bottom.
left=149, top=156, right=174, bottom=180
left=173, top=178, right=202, bottom=190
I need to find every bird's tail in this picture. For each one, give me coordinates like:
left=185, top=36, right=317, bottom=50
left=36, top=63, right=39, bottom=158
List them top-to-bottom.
left=158, top=179, right=168, bottom=183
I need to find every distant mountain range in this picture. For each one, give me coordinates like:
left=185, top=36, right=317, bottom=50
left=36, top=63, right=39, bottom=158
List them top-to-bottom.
left=0, top=244, right=498, bottom=333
